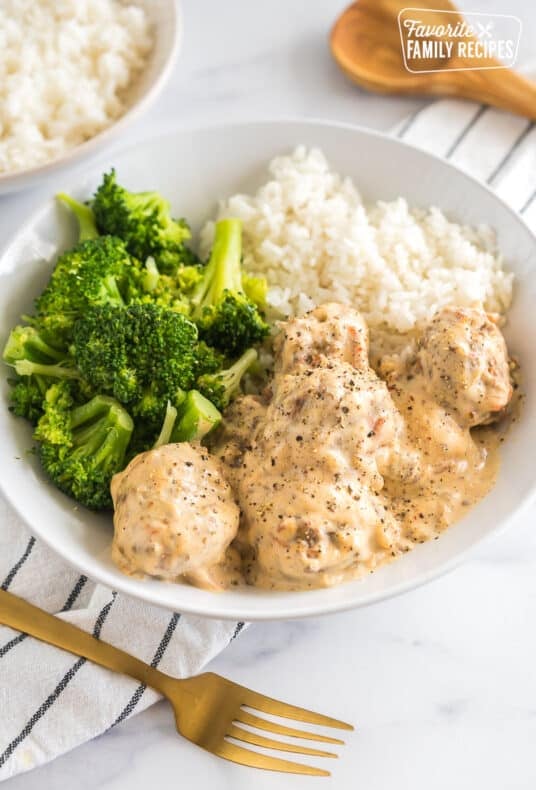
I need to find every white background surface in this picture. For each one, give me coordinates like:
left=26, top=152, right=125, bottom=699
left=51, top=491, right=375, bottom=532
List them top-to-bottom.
left=2, top=0, right=536, bottom=787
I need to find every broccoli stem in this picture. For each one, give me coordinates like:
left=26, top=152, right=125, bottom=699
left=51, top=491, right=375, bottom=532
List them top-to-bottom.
left=57, top=193, right=99, bottom=242
left=192, top=218, right=243, bottom=318
left=142, top=257, right=160, bottom=293
left=102, top=274, right=125, bottom=305
left=3, top=325, right=66, bottom=365
left=196, top=347, right=257, bottom=410
left=217, top=348, right=257, bottom=402
left=14, top=360, right=81, bottom=380
left=171, top=390, right=221, bottom=443
left=70, top=395, right=119, bottom=429
left=70, top=395, right=133, bottom=435
left=70, top=396, right=134, bottom=466
left=153, top=401, right=178, bottom=448
left=72, top=418, right=109, bottom=455
left=73, top=424, right=130, bottom=471
left=93, top=427, right=130, bottom=470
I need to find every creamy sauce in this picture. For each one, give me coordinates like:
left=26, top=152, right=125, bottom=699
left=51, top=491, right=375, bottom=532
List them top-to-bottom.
left=111, top=303, right=516, bottom=593
left=211, top=304, right=514, bottom=591
left=369, top=321, right=506, bottom=550
left=375, top=361, right=501, bottom=548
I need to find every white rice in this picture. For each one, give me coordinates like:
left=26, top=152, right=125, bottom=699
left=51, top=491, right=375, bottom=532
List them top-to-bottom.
left=0, top=0, right=153, bottom=174
left=199, top=146, right=513, bottom=333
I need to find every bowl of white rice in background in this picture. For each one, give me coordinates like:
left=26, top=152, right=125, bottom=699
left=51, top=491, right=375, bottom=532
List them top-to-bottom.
left=0, top=0, right=181, bottom=194
left=1, top=119, right=535, bottom=620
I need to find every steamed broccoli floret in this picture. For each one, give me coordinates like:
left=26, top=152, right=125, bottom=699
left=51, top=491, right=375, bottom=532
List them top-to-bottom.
left=91, top=170, right=199, bottom=273
left=36, top=193, right=133, bottom=346
left=56, top=193, right=99, bottom=242
left=191, top=218, right=269, bottom=355
left=35, top=235, right=138, bottom=345
left=126, top=256, right=195, bottom=315
left=140, top=256, right=203, bottom=296
left=176, top=263, right=204, bottom=293
left=243, top=273, right=268, bottom=309
left=72, top=304, right=214, bottom=430
left=72, top=305, right=141, bottom=403
left=26, top=312, right=75, bottom=350
left=3, top=324, right=67, bottom=367
left=3, top=325, right=78, bottom=419
left=194, top=340, right=226, bottom=377
left=197, top=348, right=257, bottom=411
left=6, top=372, right=95, bottom=425
left=7, top=376, right=48, bottom=424
left=33, top=381, right=74, bottom=446
left=35, top=382, right=134, bottom=510
left=132, top=382, right=187, bottom=431
left=171, top=390, right=221, bottom=443
left=152, top=392, right=222, bottom=447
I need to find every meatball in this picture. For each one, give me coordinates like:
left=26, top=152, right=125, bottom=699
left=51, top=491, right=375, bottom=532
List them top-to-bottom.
left=273, top=302, right=370, bottom=375
left=228, top=304, right=409, bottom=590
left=416, top=306, right=512, bottom=427
left=254, top=362, right=405, bottom=488
left=111, top=443, right=240, bottom=589
left=240, top=467, right=401, bottom=590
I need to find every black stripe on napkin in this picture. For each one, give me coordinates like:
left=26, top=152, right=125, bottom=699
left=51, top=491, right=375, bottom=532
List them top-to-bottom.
left=445, top=105, right=487, bottom=159
left=397, top=106, right=425, bottom=139
left=487, top=121, right=535, bottom=185
left=520, top=186, right=536, bottom=214
left=1, top=537, right=35, bottom=591
left=61, top=575, right=89, bottom=611
left=0, top=576, right=88, bottom=659
left=0, top=592, right=117, bottom=769
left=111, top=612, right=181, bottom=728
left=231, top=621, right=245, bottom=641
left=0, top=633, right=26, bottom=658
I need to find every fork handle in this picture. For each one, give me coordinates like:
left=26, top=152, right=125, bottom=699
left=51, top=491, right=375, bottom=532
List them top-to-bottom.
left=0, top=589, right=174, bottom=697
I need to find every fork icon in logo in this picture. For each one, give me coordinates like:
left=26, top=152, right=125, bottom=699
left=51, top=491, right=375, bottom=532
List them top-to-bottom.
left=476, top=21, right=494, bottom=40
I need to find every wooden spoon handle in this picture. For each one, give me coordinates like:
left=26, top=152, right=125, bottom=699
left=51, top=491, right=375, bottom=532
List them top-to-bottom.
left=455, top=68, right=536, bottom=121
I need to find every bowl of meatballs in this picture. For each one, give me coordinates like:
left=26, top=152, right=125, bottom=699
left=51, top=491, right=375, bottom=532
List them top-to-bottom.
left=1, top=120, right=535, bottom=620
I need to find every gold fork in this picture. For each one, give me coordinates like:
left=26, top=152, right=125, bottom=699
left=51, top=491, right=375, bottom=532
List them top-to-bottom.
left=0, top=589, right=353, bottom=776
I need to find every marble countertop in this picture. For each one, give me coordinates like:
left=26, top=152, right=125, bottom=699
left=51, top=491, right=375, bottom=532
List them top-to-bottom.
left=3, top=1, right=536, bottom=788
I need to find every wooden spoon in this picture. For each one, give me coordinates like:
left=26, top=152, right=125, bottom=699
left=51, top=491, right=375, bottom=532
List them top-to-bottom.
left=331, top=0, right=536, bottom=120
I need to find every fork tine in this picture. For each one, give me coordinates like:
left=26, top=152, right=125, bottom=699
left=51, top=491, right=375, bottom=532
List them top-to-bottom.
left=240, top=688, right=354, bottom=730
left=236, top=710, right=345, bottom=744
left=227, top=724, right=337, bottom=758
left=213, top=740, right=331, bottom=776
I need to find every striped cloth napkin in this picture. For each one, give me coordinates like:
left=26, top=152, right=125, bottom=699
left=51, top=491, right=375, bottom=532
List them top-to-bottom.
left=1, top=95, right=535, bottom=782
left=393, top=98, right=536, bottom=230
left=0, top=499, right=244, bottom=781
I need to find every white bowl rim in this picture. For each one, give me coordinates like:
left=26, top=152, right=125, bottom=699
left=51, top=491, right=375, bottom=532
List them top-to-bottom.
left=0, top=0, right=182, bottom=192
left=1, top=116, right=535, bottom=620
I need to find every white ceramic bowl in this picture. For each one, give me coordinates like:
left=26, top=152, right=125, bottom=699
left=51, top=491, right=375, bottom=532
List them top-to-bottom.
left=0, top=0, right=182, bottom=195
left=1, top=120, right=535, bottom=620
